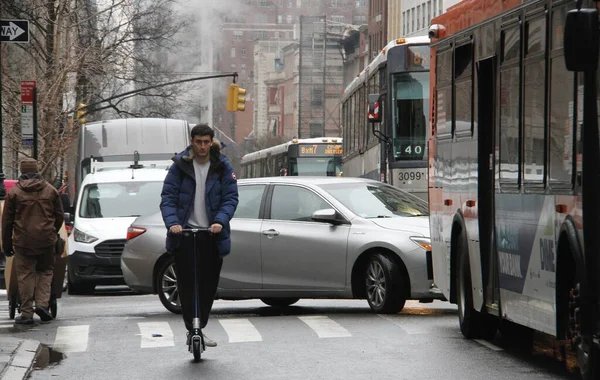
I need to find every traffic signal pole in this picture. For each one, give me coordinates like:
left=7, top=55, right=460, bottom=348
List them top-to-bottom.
left=79, top=73, right=239, bottom=115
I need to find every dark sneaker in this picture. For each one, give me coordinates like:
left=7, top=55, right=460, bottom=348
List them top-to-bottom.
left=34, top=306, right=53, bottom=322
left=14, top=315, right=34, bottom=325
left=203, top=334, right=217, bottom=347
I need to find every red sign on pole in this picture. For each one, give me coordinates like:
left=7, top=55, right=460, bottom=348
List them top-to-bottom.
left=21, top=80, right=36, bottom=104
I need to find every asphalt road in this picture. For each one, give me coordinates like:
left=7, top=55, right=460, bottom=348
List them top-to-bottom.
left=0, top=287, right=583, bottom=380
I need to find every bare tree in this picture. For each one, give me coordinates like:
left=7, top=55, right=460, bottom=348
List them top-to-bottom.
left=0, top=0, right=190, bottom=181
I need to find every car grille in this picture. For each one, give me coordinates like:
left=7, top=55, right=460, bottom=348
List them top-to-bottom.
left=94, top=239, right=127, bottom=257
left=93, top=267, right=123, bottom=276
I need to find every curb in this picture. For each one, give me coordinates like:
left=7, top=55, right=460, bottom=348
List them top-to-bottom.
left=0, top=339, right=41, bottom=380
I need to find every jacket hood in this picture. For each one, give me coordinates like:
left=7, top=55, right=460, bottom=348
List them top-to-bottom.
left=173, top=139, right=226, bottom=163
left=17, top=173, right=48, bottom=192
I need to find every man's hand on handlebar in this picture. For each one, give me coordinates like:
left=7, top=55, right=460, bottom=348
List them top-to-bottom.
left=209, top=223, right=222, bottom=234
left=169, top=224, right=183, bottom=234
left=169, top=224, right=221, bottom=234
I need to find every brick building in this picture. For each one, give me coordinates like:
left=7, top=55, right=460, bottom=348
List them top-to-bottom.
left=212, top=0, right=368, bottom=157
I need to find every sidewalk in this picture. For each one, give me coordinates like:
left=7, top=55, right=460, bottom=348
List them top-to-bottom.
left=0, top=290, right=42, bottom=380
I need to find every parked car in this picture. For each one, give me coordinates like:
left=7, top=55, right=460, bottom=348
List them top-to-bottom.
left=66, top=166, right=168, bottom=294
left=121, top=177, right=444, bottom=314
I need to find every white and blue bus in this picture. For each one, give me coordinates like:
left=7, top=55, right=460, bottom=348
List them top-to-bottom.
left=341, top=36, right=430, bottom=200
left=240, top=137, right=343, bottom=178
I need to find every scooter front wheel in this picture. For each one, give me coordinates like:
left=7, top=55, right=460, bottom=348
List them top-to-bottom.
left=192, top=339, right=202, bottom=362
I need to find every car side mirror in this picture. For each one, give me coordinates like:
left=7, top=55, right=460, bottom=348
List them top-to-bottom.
left=311, top=208, right=346, bottom=225
left=64, top=212, right=73, bottom=227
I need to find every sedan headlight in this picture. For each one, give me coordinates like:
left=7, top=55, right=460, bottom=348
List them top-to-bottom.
left=73, top=228, right=99, bottom=244
left=410, top=237, right=432, bottom=251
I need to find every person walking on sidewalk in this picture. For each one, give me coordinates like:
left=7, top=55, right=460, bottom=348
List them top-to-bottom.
left=160, top=124, right=239, bottom=347
left=1, top=158, right=64, bottom=325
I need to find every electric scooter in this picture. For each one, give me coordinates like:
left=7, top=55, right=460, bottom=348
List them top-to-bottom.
left=181, top=227, right=210, bottom=362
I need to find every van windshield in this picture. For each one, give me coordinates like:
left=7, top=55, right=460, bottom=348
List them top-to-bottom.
left=79, top=181, right=164, bottom=218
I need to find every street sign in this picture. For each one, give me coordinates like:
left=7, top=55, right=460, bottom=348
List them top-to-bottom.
left=0, top=20, right=30, bottom=43
left=21, top=81, right=36, bottom=104
left=21, top=105, right=34, bottom=145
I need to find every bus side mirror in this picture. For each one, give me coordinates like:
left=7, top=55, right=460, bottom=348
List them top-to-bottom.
left=564, top=7, right=599, bottom=72
left=367, top=94, right=382, bottom=124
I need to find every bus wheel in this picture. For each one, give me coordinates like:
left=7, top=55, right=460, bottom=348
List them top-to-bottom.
left=456, top=232, right=497, bottom=340
left=364, top=253, right=407, bottom=314
left=568, top=284, right=600, bottom=380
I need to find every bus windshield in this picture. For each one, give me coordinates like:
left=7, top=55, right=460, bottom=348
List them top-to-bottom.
left=392, top=70, right=429, bottom=161
left=289, top=156, right=342, bottom=176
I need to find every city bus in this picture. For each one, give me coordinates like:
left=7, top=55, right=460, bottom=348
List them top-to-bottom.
left=427, top=0, right=599, bottom=378
left=341, top=36, right=430, bottom=200
left=240, top=137, right=343, bottom=178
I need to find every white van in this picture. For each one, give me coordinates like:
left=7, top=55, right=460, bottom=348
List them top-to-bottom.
left=66, top=164, right=169, bottom=294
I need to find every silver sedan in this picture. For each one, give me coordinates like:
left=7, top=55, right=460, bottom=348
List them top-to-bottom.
left=121, top=177, right=444, bottom=314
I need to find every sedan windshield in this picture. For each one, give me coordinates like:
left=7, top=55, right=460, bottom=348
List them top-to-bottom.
left=79, top=181, right=163, bottom=218
left=319, top=182, right=428, bottom=218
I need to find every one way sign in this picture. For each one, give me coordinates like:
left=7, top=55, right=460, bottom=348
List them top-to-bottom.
left=0, top=20, right=30, bottom=43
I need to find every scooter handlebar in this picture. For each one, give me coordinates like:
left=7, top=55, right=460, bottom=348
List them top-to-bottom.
left=167, top=227, right=211, bottom=236
left=181, top=228, right=210, bottom=233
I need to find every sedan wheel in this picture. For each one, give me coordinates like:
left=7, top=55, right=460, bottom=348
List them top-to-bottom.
left=365, top=253, right=407, bottom=314
left=157, top=256, right=182, bottom=314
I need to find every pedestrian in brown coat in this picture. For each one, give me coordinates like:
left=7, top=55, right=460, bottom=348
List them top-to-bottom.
left=1, top=158, right=64, bottom=325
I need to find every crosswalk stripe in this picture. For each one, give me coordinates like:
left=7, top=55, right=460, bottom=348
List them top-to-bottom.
left=377, top=314, right=429, bottom=334
left=299, top=315, right=352, bottom=338
left=219, top=318, right=262, bottom=343
left=138, top=322, right=174, bottom=348
left=53, top=325, right=89, bottom=353
left=475, top=339, right=503, bottom=352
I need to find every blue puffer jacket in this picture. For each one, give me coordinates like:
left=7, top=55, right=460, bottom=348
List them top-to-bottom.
left=160, top=142, right=239, bottom=256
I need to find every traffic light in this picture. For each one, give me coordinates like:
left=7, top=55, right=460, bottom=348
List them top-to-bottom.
left=226, top=84, right=247, bottom=112
left=76, top=103, right=87, bottom=124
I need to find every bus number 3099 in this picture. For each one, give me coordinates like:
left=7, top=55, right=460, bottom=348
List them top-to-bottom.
left=399, top=171, right=424, bottom=181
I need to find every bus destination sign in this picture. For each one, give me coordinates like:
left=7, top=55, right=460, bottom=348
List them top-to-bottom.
left=299, top=144, right=343, bottom=156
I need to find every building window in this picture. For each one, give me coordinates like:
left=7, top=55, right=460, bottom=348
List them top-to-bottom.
left=288, top=0, right=292, bottom=7
left=297, top=0, right=301, bottom=6
left=331, top=0, right=339, bottom=6
left=356, top=0, right=366, bottom=7
left=433, top=0, right=436, bottom=17
left=438, top=0, right=442, bottom=15
left=427, top=1, right=431, bottom=21
left=417, top=5, right=420, bottom=30
left=411, top=9, right=415, bottom=32
left=286, top=14, right=293, bottom=24
left=277, top=15, right=283, bottom=24
left=331, top=15, right=345, bottom=23
left=353, top=15, right=365, bottom=24
left=233, top=31, right=243, bottom=40
left=230, top=47, right=236, bottom=58
left=241, top=48, right=247, bottom=59
left=231, top=64, right=236, bottom=72
left=241, top=64, right=247, bottom=79
left=311, top=88, right=324, bottom=106
left=309, top=122, right=324, bottom=138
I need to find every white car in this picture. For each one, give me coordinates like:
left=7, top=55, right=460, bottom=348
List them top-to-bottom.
left=66, top=166, right=168, bottom=294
